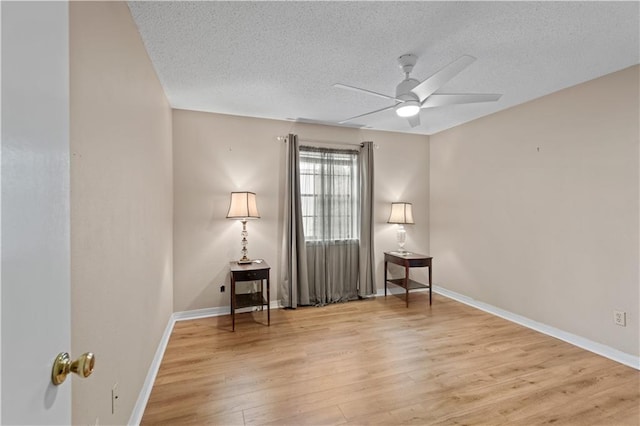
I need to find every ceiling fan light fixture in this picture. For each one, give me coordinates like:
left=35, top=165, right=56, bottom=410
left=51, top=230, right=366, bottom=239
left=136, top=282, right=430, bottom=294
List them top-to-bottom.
left=396, top=100, right=420, bottom=117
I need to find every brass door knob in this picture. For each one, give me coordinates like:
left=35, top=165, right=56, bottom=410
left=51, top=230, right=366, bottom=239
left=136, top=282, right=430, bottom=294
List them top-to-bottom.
left=51, top=352, right=95, bottom=385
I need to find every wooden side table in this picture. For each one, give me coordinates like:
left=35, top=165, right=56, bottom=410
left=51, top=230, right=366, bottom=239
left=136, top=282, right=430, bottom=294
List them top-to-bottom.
left=384, top=252, right=433, bottom=307
left=229, top=260, right=270, bottom=331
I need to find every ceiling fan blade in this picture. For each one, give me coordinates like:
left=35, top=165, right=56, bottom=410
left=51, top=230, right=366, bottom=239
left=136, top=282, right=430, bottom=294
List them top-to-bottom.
left=411, top=55, right=476, bottom=103
left=333, top=83, right=399, bottom=102
left=421, top=93, right=502, bottom=108
left=338, top=104, right=398, bottom=124
left=407, top=114, right=421, bottom=128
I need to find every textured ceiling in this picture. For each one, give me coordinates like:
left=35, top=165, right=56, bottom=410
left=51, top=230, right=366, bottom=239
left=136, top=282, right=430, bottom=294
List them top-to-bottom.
left=128, top=1, right=639, bottom=135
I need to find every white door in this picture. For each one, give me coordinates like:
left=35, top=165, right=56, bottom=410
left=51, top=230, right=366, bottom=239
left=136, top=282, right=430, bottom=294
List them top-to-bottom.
left=1, top=1, right=72, bottom=424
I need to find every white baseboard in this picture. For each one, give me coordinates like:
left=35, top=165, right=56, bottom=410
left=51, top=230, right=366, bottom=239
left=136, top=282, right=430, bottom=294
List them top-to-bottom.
left=432, top=285, right=640, bottom=370
left=174, top=300, right=281, bottom=321
left=173, top=306, right=227, bottom=321
left=128, top=315, right=175, bottom=426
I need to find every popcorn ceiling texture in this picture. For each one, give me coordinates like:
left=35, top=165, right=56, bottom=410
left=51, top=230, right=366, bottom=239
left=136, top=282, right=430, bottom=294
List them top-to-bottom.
left=128, top=1, right=639, bottom=135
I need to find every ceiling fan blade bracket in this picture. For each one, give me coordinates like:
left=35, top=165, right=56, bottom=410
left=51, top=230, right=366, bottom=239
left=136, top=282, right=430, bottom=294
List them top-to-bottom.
left=411, top=55, right=477, bottom=103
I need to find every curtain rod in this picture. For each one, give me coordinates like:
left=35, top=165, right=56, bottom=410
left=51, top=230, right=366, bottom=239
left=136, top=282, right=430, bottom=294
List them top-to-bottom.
left=276, top=136, right=378, bottom=149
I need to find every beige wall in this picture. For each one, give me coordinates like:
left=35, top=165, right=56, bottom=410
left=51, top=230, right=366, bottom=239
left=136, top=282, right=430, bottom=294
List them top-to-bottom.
left=70, top=2, right=173, bottom=425
left=430, top=65, right=639, bottom=356
left=172, top=110, right=429, bottom=312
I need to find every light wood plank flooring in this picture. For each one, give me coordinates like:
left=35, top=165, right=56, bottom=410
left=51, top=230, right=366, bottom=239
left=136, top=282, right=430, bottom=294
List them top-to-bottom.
left=142, top=293, right=639, bottom=425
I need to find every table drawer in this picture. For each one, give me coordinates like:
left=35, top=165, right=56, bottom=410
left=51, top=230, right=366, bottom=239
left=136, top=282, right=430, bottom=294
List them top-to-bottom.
left=385, top=252, right=432, bottom=268
left=407, top=257, right=431, bottom=268
left=233, top=269, right=269, bottom=281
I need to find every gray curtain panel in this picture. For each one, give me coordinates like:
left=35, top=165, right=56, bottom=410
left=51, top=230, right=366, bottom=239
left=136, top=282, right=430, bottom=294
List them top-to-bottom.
left=280, top=134, right=309, bottom=308
left=281, top=138, right=376, bottom=307
left=358, top=141, right=376, bottom=296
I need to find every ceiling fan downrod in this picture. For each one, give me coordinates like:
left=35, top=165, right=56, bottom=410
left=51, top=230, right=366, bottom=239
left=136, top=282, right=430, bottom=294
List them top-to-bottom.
left=395, top=54, right=420, bottom=117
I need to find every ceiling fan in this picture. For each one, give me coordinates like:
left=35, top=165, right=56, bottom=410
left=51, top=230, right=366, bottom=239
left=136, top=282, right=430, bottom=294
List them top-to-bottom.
left=334, top=54, right=502, bottom=128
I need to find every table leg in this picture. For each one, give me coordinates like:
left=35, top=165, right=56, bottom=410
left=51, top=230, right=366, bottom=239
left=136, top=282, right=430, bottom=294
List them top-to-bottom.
left=384, top=260, right=388, bottom=297
left=429, top=261, right=432, bottom=306
left=405, top=265, right=409, bottom=308
left=267, top=276, right=270, bottom=326
left=231, top=277, right=236, bottom=331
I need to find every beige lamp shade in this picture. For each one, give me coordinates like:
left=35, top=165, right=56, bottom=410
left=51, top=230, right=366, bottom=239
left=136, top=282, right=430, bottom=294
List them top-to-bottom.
left=226, top=192, right=260, bottom=219
left=387, top=202, right=414, bottom=224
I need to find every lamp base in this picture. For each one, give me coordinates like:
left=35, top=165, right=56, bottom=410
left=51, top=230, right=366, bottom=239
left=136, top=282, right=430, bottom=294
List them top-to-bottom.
left=396, top=225, right=407, bottom=253
left=237, top=258, right=253, bottom=264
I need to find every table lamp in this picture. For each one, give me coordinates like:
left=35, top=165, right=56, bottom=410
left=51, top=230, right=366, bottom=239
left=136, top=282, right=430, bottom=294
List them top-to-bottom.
left=226, top=191, right=260, bottom=263
left=387, top=202, right=414, bottom=253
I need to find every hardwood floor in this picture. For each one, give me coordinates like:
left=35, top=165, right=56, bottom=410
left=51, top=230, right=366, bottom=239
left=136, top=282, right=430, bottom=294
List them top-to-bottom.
left=141, top=293, right=639, bottom=425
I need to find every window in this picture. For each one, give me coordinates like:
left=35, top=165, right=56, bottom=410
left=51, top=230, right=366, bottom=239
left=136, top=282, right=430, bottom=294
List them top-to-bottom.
left=299, top=146, right=359, bottom=242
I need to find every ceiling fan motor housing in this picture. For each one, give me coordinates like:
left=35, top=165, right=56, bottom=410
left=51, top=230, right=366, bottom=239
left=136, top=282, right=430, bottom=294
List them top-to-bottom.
left=395, top=77, right=421, bottom=117
left=396, top=78, right=420, bottom=101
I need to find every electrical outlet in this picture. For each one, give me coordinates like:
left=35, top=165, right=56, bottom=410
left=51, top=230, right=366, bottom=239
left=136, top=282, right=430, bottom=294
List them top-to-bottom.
left=220, top=285, right=225, bottom=292
left=614, top=310, right=626, bottom=327
left=111, top=383, right=119, bottom=414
